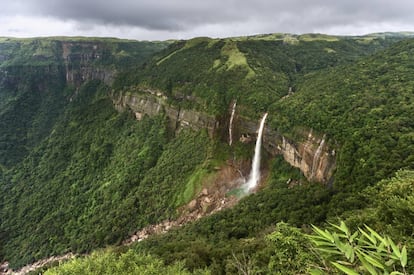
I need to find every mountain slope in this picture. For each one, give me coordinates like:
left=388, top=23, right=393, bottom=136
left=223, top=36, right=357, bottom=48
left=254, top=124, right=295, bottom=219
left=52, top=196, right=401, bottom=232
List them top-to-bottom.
left=0, top=37, right=169, bottom=168
left=270, top=38, right=414, bottom=192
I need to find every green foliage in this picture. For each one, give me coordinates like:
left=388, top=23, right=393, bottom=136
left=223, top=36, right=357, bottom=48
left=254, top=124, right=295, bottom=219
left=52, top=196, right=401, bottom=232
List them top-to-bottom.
left=2, top=34, right=414, bottom=274
left=115, top=34, right=402, bottom=119
left=0, top=37, right=169, bottom=68
left=0, top=37, right=168, bottom=168
left=271, top=39, right=414, bottom=193
left=0, top=65, right=67, bottom=167
left=0, top=80, right=211, bottom=268
left=133, top=157, right=331, bottom=273
left=175, top=168, right=209, bottom=207
left=309, top=221, right=409, bottom=274
left=265, top=222, right=316, bottom=274
left=45, top=249, right=209, bottom=275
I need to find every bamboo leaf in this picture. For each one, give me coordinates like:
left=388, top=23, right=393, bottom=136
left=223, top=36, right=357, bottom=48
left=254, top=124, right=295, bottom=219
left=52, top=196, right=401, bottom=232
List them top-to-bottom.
left=330, top=221, right=349, bottom=236
left=312, top=225, right=334, bottom=242
left=365, top=225, right=386, bottom=244
left=359, top=228, right=376, bottom=245
left=349, top=231, right=359, bottom=243
left=388, top=238, right=401, bottom=258
left=344, top=244, right=355, bottom=262
left=400, top=246, right=407, bottom=268
left=315, top=248, right=343, bottom=256
left=356, top=251, right=378, bottom=275
left=364, top=253, right=385, bottom=269
left=385, top=259, right=396, bottom=267
left=331, top=262, right=359, bottom=275
left=309, top=268, right=325, bottom=275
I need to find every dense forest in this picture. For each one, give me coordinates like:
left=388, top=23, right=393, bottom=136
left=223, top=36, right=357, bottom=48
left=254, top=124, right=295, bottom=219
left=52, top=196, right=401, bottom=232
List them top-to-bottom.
left=1, top=33, right=414, bottom=274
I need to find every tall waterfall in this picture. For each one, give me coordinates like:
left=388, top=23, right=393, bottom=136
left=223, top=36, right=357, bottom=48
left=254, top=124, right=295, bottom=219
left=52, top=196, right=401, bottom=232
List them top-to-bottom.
left=229, top=101, right=237, bottom=146
left=244, top=113, right=268, bottom=191
left=311, top=135, right=326, bottom=180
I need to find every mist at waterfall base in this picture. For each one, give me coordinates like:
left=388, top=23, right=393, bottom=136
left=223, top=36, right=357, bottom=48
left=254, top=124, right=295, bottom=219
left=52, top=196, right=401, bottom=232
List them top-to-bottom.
left=243, top=113, right=268, bottom=192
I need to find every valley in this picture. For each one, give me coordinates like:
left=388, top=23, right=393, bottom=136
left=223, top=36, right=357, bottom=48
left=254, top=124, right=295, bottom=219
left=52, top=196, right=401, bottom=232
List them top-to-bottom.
left=1, top=33, right=414, bottom=274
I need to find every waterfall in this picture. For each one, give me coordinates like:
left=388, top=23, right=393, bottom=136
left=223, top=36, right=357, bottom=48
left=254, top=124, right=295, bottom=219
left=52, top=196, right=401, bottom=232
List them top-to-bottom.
left=229, top=101, right=237, bottom=146
left=244, top=113, right=268, bottom=191
left=311, top=135, right=326, bottom=180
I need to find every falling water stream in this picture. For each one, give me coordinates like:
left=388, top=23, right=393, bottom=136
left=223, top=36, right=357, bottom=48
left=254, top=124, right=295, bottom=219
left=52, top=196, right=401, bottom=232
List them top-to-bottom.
left=229, top=101, right=237, bottom=146
left=244, top=113, right=268, bottom=191
left=311, top=135, right=326, bottom=179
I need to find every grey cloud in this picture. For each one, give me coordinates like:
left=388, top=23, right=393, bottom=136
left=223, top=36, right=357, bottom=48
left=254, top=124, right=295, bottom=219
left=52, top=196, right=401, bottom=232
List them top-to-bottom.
left=3, top=0, right=414, bottom=34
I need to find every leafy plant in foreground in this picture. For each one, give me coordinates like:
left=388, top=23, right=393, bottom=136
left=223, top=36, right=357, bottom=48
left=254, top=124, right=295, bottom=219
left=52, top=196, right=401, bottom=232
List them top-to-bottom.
left=309, top=221, right=409, bottom=275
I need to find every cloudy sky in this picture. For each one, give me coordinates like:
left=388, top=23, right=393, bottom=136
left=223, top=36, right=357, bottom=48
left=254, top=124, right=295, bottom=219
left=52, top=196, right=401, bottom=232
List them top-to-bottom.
left=1, top=0, right=414, bottom=40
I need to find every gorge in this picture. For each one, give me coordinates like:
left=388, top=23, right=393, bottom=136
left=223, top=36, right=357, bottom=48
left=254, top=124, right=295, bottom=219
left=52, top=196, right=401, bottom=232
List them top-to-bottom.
left=1, top=33, right=414, bottom=274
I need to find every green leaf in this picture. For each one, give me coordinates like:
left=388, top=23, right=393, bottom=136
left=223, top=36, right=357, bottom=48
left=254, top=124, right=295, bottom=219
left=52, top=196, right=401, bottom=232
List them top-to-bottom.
left=330, top=221, right=349, bottom=236
left=312, top=225, right=334, bottom=242
left=365, top=225, right=386, bottom=244
left=359, top=228, right=377, bottom=246
left=349, top=231, right=359, bottom=243
left=388, top=238, right=401, bottom=258
left=311, top=239, right=336, bottom=248
left=344, top=244, right=355, bottom=262
left=400, top=246, right=407, bottom=268
left=315, top=248, right=343, bottom=256
left=356, top=251, right=378, bottom=275
left=364, top=253, right=385, bottom=269
left=385, top=259, right=396, bottom=267
left=331, top=262, right=359, bottom=275
left=309, top=268, right=325, bottom=275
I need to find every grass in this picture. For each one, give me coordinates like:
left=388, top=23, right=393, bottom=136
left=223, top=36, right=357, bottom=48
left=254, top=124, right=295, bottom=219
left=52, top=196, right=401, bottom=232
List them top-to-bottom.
left=299, top=33, right=339, bottom=41
left=157, top=37, right=212, bottom=66
left=219, top=41, right=255, bottom=78
left=175, top=167, right=210, bottom=207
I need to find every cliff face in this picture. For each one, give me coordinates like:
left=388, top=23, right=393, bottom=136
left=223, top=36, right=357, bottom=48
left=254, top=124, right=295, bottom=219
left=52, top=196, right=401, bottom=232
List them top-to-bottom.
left=61, top=41, right=115, bottom=86
left=112, top=91, right=336, bottom=184
left=113, top=91, right=219, bottom=137
left=237, top=116, right=336, bottom=183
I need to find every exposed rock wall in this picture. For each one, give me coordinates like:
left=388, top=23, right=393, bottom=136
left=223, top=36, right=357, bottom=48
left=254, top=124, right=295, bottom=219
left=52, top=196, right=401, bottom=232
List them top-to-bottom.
left=61, top=42, right=115, bottom=86
left=113, top=91, right=219, bottom=137
left=237, top=116, right=335, bottom=183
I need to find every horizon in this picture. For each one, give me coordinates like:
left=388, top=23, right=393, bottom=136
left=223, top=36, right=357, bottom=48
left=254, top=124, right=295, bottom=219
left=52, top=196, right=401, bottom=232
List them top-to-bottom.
left=1, top=1, right=414, bottom=40
left=2, top=30, right=414, bottom=42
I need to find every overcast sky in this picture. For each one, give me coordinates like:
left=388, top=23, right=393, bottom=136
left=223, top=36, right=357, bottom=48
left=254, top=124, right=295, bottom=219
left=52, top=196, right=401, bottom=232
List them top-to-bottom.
left=1, top=0, right=414, bottom=40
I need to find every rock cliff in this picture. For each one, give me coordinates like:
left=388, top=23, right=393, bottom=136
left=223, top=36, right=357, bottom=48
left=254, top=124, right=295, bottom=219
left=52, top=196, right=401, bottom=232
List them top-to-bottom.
left=61, top=41, right=115, bottom=86
left=113, top=90, right=219, bottom=137
left=237, top=117, right=336, bottom=183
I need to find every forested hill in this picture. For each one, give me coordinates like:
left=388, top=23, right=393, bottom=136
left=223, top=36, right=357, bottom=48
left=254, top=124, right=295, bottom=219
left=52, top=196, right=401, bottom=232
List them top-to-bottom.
left=1, top=33, right=414, bottom=274
left=114, top=33, right=407, bottom=117
left=0, top=37, right=169, bottom=167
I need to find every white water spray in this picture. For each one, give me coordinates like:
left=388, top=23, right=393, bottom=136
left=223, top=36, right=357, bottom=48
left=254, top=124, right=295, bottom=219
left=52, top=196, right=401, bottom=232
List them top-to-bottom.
left=229, top=101, right=237, bottom=146
left=244, top=113, right=268, bottom=191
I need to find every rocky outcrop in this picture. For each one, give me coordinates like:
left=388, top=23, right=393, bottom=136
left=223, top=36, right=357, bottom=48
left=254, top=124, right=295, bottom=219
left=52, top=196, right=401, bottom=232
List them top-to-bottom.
left=61, top=41, right=115, bottom=87
left=113, top=90, right=219, bottom=137
left=235, top=116, right=336, bottom=183
left=276, top=133, right=335, bottom=183
left=3, top=253, right=76, bottom=275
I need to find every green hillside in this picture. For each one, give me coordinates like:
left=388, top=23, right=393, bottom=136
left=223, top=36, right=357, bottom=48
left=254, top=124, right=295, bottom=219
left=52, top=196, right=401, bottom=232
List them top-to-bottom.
left=1, top=33, right=414, bottom=274
left=0, top=38, right=168, bottom=168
